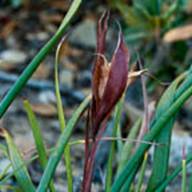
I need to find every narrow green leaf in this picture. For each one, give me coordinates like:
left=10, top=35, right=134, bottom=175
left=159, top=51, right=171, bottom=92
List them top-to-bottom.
left=0, top=0, right=82, bottom=118
left=134, top=0, right=163, bottom=16
left=161, top=0, right=180, bottom=20
left=54, top=38, right=73, bottom=192
left=55, top=39, right=66, bottom=131
left=175, top=67, right=192, bottom=98
left=111, top=69, right=192, bottom=191
left=147, top=73, right=186, bottom=191
left=37, top=95, right=91, bottom=192
left=105, top=98, right=124, bottom=192
left=23, top=100, right=55, bottom=192
left=23, top=100, right=48, bottom=167
left=117, top=118, right=141, bottom=174
left=116, top=124, right=123, bottom=154
left=0, top=129, right=35, bottom=192
left=0, top=143, right=7, bottom=156
left=63, top=145, right=72, bottom=192
left=136, top=152, right=148, bottom=192
left=156, top=153, right=192, bottom=192
left=181, top=159, right=187, bottom=192
left=0, top=163, right=11, bottom=180
left=120, top=164, right=140, bottom=192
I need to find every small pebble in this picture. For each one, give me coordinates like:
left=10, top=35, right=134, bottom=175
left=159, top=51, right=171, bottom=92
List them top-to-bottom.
left=0, top=49, right=27, bottom=64
left=59, top=70, right=74, bottom=88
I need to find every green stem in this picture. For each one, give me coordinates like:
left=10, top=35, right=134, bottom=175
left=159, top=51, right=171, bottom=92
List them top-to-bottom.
left=55, top=33, right=73, bottom=192
left=105, top=98, right=124, bottom=192
left=136, top=152, right=148, bottom=192
left=181, top=159, right=186, bottom=192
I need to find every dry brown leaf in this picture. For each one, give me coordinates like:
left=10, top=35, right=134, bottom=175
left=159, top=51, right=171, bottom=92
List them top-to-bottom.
left=163, top=24, right=192, bottom=43
left=30, top=103, right=57, bottom=117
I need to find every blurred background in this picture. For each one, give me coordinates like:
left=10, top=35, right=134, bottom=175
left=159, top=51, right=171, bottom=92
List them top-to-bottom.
left=0, top=0, right=192, bottom=191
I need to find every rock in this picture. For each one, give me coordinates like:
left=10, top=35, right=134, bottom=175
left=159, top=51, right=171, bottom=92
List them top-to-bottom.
left=69, top=19, right=96, bottom=48
left=26, top=32, right=49, bottom=42
left=6, top=35, right=19, bottom=49
left=0, top=49, right=27, bottom=67
left=62, top=57, right=78, bottom=71
left=32, top=62, right=50, bottom=79
left=59, top=70, right=74, bottom=88
left=76, top=70, right=92, bottom=88
left=126, top=79, right=144, bottom=109
left=38, top=90, right=56, bottom=104
left=30, top=103, right=57, bottom=117
left=14, top=133, right=35, bottom=158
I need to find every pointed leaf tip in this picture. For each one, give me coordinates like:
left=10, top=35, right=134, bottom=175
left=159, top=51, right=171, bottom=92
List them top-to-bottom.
left=97, top=11, right=110, bottom=54
left=94, top=33, right=129, bottom=134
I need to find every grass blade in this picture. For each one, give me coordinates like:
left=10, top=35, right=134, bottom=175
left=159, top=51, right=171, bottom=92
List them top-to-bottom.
left=0, top=0, right=82, bottom=118
left=54, top=37, right=72, bottom=192
left=111, top=69, right=192, bottom=191
left=147, top=73, right=185, bottom=191
left=37, top=95, right=91, bottom=192
left=105, top=98, right=124, bottom=192
left=23, top=100, right=55, bottom=192
left=23, top=100, right=48, bottom=167
left=117, top=118, right=141, bottom=174
left=116, top=124, right=123, bottom=154
left=0, top=129, right=35, bottom=192
left=0, top=143, right=8, bottom=156
left=181, top=146, right=187, bottom=192
left=135, top=152, right=148, bottom=192
left=156, top=153, right=192, bottom=192
left=181, top=160, right=187, bottom=192
left=0, top=163, right=11, bottom=180
left=120, top=164, right=140, bottom=192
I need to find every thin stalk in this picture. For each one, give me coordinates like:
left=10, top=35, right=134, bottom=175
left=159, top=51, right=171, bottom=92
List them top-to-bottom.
left=55, top=36, right=72, bottom=192
left=105, top=98, right=124, bottom=192
left=24, top=100, right=55, bottom=192
left=117, top=118, right=141, bottom=174
left=182, top=145, right=186, bottom=192
left=136, top=152, right=148, bottom=192
left=156, top=153, right=192, bottom=192
left=182, top=159, right=186, bottom=192
left=120, top=163, right=141, bottom=192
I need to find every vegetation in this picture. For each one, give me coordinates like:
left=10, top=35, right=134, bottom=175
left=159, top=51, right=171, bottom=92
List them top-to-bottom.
left=0, top=0, right=192, bottom=191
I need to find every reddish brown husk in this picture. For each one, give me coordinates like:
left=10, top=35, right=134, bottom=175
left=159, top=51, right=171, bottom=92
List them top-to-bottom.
left=82, top=12, right=130, bottom=192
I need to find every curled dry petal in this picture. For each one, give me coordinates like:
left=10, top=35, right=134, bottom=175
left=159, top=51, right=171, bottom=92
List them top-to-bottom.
left=92, top=11, right=109, bottom=111
left=93, top=33, right=130, bottom=135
